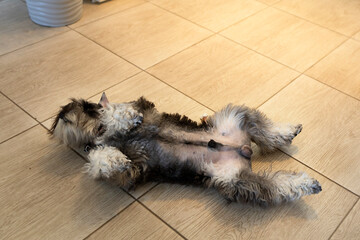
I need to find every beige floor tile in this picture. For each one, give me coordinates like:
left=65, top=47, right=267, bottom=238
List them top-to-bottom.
left=0, top=0, right=68, bottom=56
left=70, top=0, right=145, bottom=28
left=150, top=0, right=266, bottom=32
left=256, top=0, right=280, bottom=5
left=275, top=0, right=360, bottom=36
left=77, top=3, right=211, bottom=69
left=221, top=8, right=346, bottom=72
left=0, top=30, right=140, bottom=122
left=353, top=31, right=360, bottom=41
left=148, top=35, right=299, bottom=110
left=306, top=39, right=360, bottom=100
left=89, top=72, right=211, bottom=120
left=259, top=75, right=360, bottom=194
left=0, top=93, right=37, bottom=143
left=42, top=119, right=54, bottom=130
left=0, top=126, right=134, bottom=240
left=140, top=149, right=357, bottom=240
left=129, top=182, right=158, bottom=199
left=331, top=199, right=360, bottom=240
left=88, top=202, right=182, bottom=240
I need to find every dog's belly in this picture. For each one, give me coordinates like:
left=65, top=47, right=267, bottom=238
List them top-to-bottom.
left=155, top=125, right=252, bottom=180
left=160, top=127, right=249, bottom=147
left=158, top=141, right=250, bottom=180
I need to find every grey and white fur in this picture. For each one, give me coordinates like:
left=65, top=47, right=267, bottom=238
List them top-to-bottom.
left=50, top=93, right=321, bottom=206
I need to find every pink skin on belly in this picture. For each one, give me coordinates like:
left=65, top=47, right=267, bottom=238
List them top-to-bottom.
left=158, top=122, right=252, bottom=179
left=159, top=141, right=251, bottom=180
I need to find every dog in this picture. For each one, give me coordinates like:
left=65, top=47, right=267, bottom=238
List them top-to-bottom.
left=50, top=93, right=321, bottom=206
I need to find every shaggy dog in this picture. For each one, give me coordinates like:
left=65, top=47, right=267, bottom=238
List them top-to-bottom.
left=50, top=93, right=321, bottom=206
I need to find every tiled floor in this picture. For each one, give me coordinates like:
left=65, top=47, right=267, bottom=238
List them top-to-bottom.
left=0, top=0, right=359, bottom=239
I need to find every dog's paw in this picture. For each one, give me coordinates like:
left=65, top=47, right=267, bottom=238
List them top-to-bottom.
left=132, top=114, right=143, bottom=127
left=276, top=124, right=303, bottom=145
left=293, top=124, right=303, bottom=137
left=85, top=146, right=131, bottom=179
left=274, top=171, right=322, bottom=202
left=296, top=174, right=322, bottom=196
left=310, top=179, right=322, bottom=194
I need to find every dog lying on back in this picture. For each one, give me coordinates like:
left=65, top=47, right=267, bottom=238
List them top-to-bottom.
left=50, top=93, right=321, bottom=206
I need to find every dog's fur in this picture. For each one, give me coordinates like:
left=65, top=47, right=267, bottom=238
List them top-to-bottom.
left=50, top=94, right=321, bottom=206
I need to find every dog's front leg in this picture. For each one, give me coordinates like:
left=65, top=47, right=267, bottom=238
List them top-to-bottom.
left=84, top=145, right=131, bottom=179
left=84, top=145, right=143, bottom=189
left=209, top=170, right=321, bottom=206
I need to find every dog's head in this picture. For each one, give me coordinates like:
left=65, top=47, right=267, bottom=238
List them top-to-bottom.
left=50, top=93, right=110, bottom=147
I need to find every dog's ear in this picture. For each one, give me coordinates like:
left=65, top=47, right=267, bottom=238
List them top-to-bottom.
left=99, top=92, right=109, bottom=107
left=240, top=145, right=253, bottom=159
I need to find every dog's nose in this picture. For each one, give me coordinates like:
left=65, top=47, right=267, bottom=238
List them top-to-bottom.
left=84, top=145, right=91, bottom=153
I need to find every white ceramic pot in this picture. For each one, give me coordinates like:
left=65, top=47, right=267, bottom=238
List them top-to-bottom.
left=26, top=0, right=83, bottom=27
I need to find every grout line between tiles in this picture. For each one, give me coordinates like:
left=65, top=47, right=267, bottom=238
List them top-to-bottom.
left=69, top=0, right=147, bottom=30
left=254, top=0, right=281, bottom=7
left=148, top=1, right=216, bottom=33
left=149, top=1, right=270, bottom=34
left=72, top=2, right=360, bottom=114
left=72, top=2, right=227, bottom=82
left=147, top=2, right=359, bottom=108
left=2, top=3, right=357, bottom=238
left=215, top=5, right=270, bottom=33
left=270, top=5, right=353, bottom=38
left=73, top=8, right=360, bottom=200
left=0, top=27, right=71, bottom=58
left=73, top=27, right=217, bottom=113
left=72, top=28, right=144, bottom=69
left=350, top=29, right=360, bottom=39
left=143, top=33, right=214, bottom=70
left=219, top=33, right=302, bottom=74
left=300, top=36, right=349, bottom=73
left=352, top=37, right=360, bottom=43
left=0, top=68, right=142, bottom=145
left=84, top=70, right=144, bottom=100
left=144, top=70, right=216, bottom=112
left=39, top=71, right=143, bottom=126
left=255, top=73, right=301, bottom=109
left=304, top=74, right=360, bottom=102
left=257, top=78, right=360, bottom=194
left=255, top=81, right=360, bottom=197
left=257, top=81, right=360, bottom=195
left=1, top=88, right=92, bottom=163
left=0, top=90, right=42, bottom=126
left=37, top=119, right=91, bottom=164
left=0, top=123, right=39, bottom=145
left=69, top=148, right=88, bottom=162
left=278, top=149, right=359, bottom=198
left=133, top=183, right=160, bottom=199
left=83, top=189, right=186, bottom=240
left=83, top=197, right=137, bottom=240
left=328, top=198, right=359, bottom=240
left=136, top=199, right=187, bottom=240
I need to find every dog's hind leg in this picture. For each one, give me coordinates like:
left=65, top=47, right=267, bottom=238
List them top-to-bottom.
left=208, top=104, right=302, bottom=152
left=243, top=109, right=302, bottom=152
left=84, top=145, right=142, bottom=189
left=208, top=170, right=321, bottom=206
